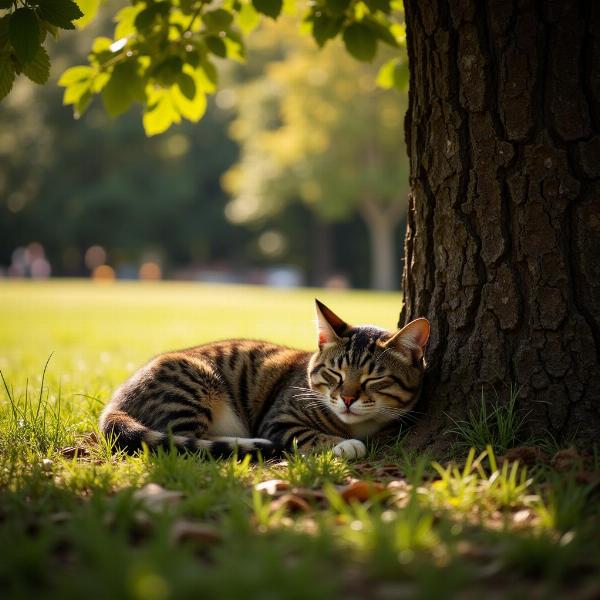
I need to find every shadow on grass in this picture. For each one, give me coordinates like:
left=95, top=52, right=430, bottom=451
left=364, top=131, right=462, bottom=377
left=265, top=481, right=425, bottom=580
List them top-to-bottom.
left=1, top=368, right=599, bottom=600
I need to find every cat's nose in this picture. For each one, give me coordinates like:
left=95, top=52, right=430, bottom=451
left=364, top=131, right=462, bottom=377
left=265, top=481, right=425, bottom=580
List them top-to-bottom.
left=342, top=395, right=358, bottom=407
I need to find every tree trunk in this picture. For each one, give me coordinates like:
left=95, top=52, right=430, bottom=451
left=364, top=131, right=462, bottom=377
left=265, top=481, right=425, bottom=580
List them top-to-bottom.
left=400, top=0, right=600, bottom=451
left=360, top=197, right=403, bottom=290
left=311, top=219, right=334, bottom=287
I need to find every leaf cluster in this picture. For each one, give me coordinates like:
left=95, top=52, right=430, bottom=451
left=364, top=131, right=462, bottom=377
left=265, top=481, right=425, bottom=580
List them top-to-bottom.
left=0, top=0, right=86, bottom=99
left=1, top=0, right=407, bottom=135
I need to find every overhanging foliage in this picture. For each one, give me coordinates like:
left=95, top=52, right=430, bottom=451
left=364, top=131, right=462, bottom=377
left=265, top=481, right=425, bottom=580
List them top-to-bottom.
left=0, top=0, right=407, bottom=135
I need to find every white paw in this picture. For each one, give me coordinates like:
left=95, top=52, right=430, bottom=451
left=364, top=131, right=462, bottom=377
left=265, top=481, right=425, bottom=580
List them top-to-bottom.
left=333, top=439, right=367, bottom=459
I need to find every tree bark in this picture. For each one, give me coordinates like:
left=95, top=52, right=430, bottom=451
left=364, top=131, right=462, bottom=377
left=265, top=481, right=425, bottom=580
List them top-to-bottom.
left=400, top=0, right=600, bottom=451
left=360, top=197, right=404, bottom=290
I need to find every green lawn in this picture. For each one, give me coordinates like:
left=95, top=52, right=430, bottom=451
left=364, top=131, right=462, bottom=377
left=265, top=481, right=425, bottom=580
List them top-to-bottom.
left=1, top=281, right=598, bottom=599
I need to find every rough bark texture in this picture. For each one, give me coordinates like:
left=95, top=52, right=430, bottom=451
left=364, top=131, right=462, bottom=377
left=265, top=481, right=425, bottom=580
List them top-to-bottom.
left=400, top=0, right=600, bottom=450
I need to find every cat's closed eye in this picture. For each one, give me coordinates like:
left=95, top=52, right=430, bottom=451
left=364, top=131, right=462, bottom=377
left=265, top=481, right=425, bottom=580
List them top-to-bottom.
left=322, top=368, right=343, bottom=386
left=361, top=376, right=392, bottom=390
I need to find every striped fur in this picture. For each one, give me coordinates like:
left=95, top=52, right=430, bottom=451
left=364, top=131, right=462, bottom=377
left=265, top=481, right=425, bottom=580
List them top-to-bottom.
left=100, top=301, right=430, bottom=459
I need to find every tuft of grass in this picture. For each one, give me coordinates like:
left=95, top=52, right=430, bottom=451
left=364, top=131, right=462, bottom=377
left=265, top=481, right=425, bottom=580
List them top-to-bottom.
left=1, top=281, right=599, bottom=599
left=0, top=357, right=72, bottom=459
left=445, top=385, right=529, bottom=453
left=430, top=447, right=535, bottom=513
left=281, top=449, right=350, bottom=488
left=534, top=472, right=594, bottom=533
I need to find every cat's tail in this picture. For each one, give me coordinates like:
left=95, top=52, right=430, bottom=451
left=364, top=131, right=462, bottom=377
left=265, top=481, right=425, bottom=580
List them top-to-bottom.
left=99, top=409, right=280, bottom=460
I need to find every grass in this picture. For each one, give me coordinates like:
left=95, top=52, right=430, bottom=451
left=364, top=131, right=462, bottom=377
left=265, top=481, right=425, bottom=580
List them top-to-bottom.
left=1, top=280, right=599, bottom=599
left=445, top=384, right=530, bottom=453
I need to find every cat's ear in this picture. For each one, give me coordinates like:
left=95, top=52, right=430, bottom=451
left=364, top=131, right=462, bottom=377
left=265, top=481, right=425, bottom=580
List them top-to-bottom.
left=315, top=299, right=349, bottom=347
left=384, top=318, right=430, bottom=360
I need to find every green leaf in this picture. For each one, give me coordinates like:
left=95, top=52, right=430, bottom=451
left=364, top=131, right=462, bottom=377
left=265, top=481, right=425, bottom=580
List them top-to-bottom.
left=38, top=0, right=84, bottom=30
left=75, top=0, right=100, bottom=29
left=179, top=0, right=193, bottom=15
left=252, top=0, right=282, bottom=20
left=324, top=0, right=351, bottom=16
left=363, top=0, right=391, bottom=14
left=134, top=2, right=169, bottom=31
left=237, top=2, right=260, bottom=34
left=114, top=5, right=144, bottom=38
left=134, top=6, right=157, bottom=30
left=9, top=8, right=40, bottom=64
left=203, top=9, right=234, bottom=31
left=311, top=14, right=343, bottom=47
left=0, top=15, right=10, bottom=50
left=363, top=17, right=398, bottom=47
left=40, top=21, right=59, bottom=40
left=342, top=22, right=377, bottom=62
left=206, top=35, right=227, bottom=58
left=91, top=36, right=112, bottom=54
left=22, top=46, right=50, bottom=84
left=0, top=53, right=15, bottom=100
left=152, top=56, right=183, bottom=87
left=377, top=58, right=409, bottom=91
left=198, top=59, right=217, bottom=92
left=392, top=60, right=409, bottom=90
left=102, top=61, right=141, bottom=117
left=58, top=64, right=93, bottom=86
left=59, top=65, right=93, bottom=106
left=176, top=72, right=195, bottom=100
left=171, top=79, right=206, bottom=122
left=74, top=87, right=92, bottom=117
left=143, top=88, right=180, bottom=136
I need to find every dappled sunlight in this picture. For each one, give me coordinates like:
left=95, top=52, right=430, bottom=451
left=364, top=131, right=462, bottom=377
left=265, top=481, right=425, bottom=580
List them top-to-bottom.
left=1, top=350, right=598, bottom=599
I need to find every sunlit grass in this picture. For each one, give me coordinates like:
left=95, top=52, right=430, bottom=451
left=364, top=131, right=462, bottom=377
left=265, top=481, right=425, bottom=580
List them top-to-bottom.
left=0, top=280, right=598, bottom=598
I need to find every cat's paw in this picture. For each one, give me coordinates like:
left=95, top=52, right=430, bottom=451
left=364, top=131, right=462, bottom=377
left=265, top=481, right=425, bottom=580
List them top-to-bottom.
left=333, top=439, right=366, bottom=459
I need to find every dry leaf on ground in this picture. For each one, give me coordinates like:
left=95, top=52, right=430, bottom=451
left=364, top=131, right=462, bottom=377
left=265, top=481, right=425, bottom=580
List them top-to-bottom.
left=60, top=446, right=91, bottom=460
left=255, top=479, right=290, bottom=495
left=339, top=480, right=386, bottom=503
left=133, top=483, right=184, bottom=511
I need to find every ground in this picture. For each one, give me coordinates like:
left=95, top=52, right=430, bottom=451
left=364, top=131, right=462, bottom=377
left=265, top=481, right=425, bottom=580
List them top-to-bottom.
left=1, top=281, right=598, bottom=599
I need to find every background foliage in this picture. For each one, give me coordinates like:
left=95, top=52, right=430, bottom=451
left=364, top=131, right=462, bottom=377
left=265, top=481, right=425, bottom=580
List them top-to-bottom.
left=0, top=0, right=410, bottom=289
left=0, top=0, right=407, bottom=133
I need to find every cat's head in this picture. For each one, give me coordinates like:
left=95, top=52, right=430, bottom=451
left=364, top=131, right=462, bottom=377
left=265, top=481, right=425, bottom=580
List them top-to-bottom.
left=307, top=300, right=430, bottom=426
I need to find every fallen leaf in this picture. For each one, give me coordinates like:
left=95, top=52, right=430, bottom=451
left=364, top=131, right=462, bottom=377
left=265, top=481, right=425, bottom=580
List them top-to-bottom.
left=82, top=432, right=100, bottom=445
left=60, top=446, right=91, bottom=459
left=255, top=479, right=290, bottom=495
left=339, top=480, right=386, bottom=503
left=386, top=480, right=409, bottom=491
left=133, top=483, right=184, bottom=511
left=269, top=494, right=312, bottom=514
left=513, top=508, right=535, bottom=527
left=170, top=520, right=221, bottom=545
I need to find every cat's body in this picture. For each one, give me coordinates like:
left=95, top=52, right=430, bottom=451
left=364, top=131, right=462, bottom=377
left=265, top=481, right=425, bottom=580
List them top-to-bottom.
left=100, top=301, right=430, bottom=459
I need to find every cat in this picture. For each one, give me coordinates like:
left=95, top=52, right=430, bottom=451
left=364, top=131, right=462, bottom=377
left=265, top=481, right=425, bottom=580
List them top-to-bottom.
left=99, top=300, right=430, bottom=459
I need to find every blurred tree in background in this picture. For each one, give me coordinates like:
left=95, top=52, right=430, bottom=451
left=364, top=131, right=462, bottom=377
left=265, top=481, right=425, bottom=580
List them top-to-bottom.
left=0, top=1, right=409, bottom=288
left=224, top=19, right=408, bottom=289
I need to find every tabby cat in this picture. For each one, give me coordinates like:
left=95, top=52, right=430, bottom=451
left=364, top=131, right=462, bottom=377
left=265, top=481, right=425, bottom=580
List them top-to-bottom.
left=100, top=300, right=430, bottom=459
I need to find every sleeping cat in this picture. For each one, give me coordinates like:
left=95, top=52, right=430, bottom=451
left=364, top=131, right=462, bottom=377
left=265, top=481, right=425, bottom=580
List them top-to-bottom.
left=100, top=300, right=430, bottom=459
